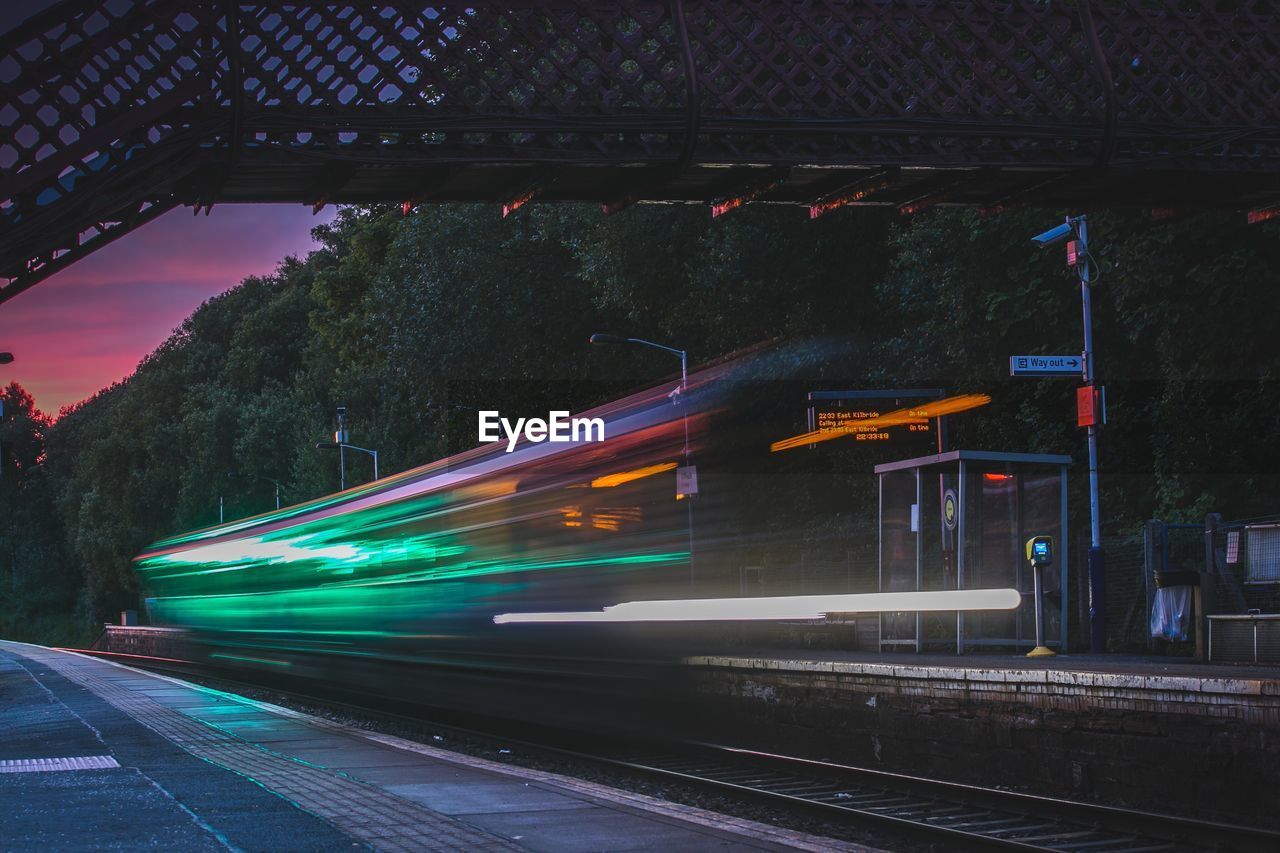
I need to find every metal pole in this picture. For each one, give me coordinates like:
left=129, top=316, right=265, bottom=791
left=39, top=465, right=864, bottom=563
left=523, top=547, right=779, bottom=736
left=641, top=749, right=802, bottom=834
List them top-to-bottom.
left=1076, top=215, right=1106, bottom=653
left=1080, top=218, right=1101, bottom=548
left=597, top=336, right=693, bottom=584
left=679, top=349, right=695, bottom=586
left=336, top=408, right=348, bottom=492
left=338, top=444, right=379, bottom=482
left=956, top=460, right=966, bottom=654
left=1061, top=465, right=1070, bottom=651
left=914, top=466, right=922, bottom=653
left=877, top=472, right=884, bottom=651
left=274, top=480, right=280, bottom=510
left=219, top=495, right=224, bottom=524
left=1198, top=513, right=1220, bottom=661
left=1027, top=555, right=1056, bottom=657
left=1033, top=563, right=1046, bottom=649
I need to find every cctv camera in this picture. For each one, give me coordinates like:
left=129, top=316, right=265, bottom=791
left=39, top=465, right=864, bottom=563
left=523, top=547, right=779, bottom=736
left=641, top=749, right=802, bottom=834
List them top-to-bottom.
left=1030, top=222, right=1073, bottom=248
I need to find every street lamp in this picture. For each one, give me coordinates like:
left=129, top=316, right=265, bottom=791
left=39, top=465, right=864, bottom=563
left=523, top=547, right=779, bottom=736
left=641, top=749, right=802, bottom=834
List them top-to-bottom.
left=1031, top=214, right=1105, bottom=653
left=589, top=332, right=695, bottom=585
left=589, top=334, right=687, bottom=392
left=0, top=353, right=13, bottom=364
left=334, top=406, right=349, bottom=490
left=316, top=442, right=379, bottom=489
left=227, top=470, right=282, bottom=510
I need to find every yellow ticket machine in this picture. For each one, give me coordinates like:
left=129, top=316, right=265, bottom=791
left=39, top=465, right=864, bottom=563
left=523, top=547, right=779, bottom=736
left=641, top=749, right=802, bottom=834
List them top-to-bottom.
left=1026, top=536, right=1056, bottom=657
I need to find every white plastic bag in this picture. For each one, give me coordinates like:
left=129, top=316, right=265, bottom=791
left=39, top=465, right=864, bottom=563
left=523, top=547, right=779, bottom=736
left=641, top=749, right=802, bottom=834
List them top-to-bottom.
left=1150, top=586, right=1192, bottom=641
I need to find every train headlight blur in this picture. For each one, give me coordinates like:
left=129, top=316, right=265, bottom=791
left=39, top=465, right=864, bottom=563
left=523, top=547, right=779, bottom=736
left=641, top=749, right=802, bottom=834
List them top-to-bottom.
left=493, top=588, right=1021, bottom=623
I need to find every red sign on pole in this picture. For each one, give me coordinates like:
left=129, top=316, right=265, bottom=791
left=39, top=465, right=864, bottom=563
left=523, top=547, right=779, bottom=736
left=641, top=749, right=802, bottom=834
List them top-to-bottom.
left=1077, top=385, right=1103, bottom=428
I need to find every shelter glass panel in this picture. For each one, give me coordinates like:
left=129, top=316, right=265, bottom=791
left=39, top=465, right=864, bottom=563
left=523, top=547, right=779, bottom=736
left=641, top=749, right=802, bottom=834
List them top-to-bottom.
left=876, top=451, right=1069, bottom=653
left=879, top=469, right=919, bottom=645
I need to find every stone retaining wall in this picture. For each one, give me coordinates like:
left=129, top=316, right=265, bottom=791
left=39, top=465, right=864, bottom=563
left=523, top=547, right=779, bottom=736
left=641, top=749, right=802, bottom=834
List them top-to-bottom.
left=94, top=626, right=191, bottom=658
left=683, top=656, right=1279, bottom=825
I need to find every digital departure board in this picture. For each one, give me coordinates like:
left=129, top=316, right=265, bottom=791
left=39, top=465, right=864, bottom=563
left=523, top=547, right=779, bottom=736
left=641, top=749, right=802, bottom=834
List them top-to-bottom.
left=806, top=390, right=944, bottom=449
left=814, top=408, right=932, bottom=441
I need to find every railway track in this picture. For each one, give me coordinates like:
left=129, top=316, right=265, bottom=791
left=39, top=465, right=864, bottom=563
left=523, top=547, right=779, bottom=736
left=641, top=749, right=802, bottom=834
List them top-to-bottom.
left=71, top=648, right=1278, bottom=853
left=590, top=745, right=1267, bottom=852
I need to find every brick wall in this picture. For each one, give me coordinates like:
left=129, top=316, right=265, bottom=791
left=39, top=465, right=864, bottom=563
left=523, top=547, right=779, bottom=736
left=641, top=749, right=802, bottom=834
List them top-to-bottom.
left=94, top=626, right=193, bottom=659
left=682, top=656, right=1280, bottom=825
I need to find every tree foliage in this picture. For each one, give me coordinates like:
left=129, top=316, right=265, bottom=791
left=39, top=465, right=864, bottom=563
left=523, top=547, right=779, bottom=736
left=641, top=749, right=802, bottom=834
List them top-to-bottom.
left=3, top=203, right=1277, bottom=640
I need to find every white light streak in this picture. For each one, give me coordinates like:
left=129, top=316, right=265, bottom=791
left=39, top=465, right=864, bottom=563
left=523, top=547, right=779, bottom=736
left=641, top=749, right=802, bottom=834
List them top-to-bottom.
left=157, top=536, right=364, bottom=566
left=494, top=588, right=1021, bottom=624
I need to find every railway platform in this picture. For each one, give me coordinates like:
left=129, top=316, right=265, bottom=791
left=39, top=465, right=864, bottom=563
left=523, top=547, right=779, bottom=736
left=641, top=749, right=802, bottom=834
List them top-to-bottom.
left=0, top=641, right=868, bottom=852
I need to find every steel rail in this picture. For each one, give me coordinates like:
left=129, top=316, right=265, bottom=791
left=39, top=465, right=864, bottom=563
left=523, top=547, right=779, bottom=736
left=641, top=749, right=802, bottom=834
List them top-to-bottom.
left=598, top=745, right=1278, bottom=853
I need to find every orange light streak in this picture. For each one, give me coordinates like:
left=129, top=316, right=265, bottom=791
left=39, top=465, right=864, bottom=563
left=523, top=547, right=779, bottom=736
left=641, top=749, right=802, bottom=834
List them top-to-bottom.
left=590, top=462, right=678, bottom=488
left=456, top=478, right=519, bottom=500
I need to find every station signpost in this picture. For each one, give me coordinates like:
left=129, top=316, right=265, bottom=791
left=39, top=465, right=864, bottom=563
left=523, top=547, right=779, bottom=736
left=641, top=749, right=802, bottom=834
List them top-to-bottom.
left=1022, top=214, right=1107, bottom=653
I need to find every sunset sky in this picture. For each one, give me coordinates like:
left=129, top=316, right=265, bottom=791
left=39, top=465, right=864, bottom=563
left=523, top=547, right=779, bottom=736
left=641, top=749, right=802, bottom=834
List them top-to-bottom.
left=0, top=6, right=338, bottom=416
left=0, top=205, right=335, bottom=416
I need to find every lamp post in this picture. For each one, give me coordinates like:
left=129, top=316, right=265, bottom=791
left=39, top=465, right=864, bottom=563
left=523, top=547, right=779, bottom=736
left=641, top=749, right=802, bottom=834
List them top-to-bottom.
left=1031, top=214, right=1105, bottom=653
left=589, top=333, right=696, bottom=585
left=588, top=334, right=687, bottom=392
left=334, top=406, right=349, bottom=491
left=316, top=442, right=379, bottom=487
left=227, top=470, right=282, bottom=510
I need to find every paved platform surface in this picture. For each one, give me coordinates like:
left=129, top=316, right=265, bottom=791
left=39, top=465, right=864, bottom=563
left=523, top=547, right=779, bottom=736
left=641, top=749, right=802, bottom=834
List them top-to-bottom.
left=0, top=641, right=872, bottom=852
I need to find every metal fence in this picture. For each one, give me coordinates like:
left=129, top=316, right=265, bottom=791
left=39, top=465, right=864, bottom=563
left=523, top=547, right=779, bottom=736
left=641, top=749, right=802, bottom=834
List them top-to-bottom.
left=1104, top=514, right=1280, bottom=660
left=1205, top=515, right=1280, bottom=662
left=1209, top=515, right=1280, bottom=614
left=1098, top=531, right=1150, bottom=651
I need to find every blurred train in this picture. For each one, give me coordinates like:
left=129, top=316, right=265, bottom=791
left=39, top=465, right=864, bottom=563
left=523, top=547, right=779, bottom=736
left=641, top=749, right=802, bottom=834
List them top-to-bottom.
left=133, top=344, right=979, bottom=730
left=135, top=356, right=751, bottom=729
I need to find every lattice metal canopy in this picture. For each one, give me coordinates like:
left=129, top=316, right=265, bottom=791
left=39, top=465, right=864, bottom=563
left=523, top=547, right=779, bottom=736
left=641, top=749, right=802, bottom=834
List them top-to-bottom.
left=3, top=1, right=1280, bottom=304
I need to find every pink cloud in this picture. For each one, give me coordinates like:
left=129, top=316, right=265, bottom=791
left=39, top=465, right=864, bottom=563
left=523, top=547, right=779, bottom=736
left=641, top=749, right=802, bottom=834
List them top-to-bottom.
left=0, top=203, right=336, bottom=415
left=47, top=205, right=335, bottom=288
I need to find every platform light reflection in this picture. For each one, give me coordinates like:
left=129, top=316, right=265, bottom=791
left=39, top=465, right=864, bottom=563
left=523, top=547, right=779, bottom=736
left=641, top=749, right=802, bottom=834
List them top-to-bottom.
left=493, top=588, right=1021, bottom=624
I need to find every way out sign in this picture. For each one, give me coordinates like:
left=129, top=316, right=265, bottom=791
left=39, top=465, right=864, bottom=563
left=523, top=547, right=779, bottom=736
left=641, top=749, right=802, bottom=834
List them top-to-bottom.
left=1009, top=355, right=1083, bottom=377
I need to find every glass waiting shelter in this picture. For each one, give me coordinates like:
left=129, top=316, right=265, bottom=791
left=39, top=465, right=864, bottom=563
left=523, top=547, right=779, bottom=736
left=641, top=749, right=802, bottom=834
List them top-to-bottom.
left=874, top=450, right=1071, bottom=654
